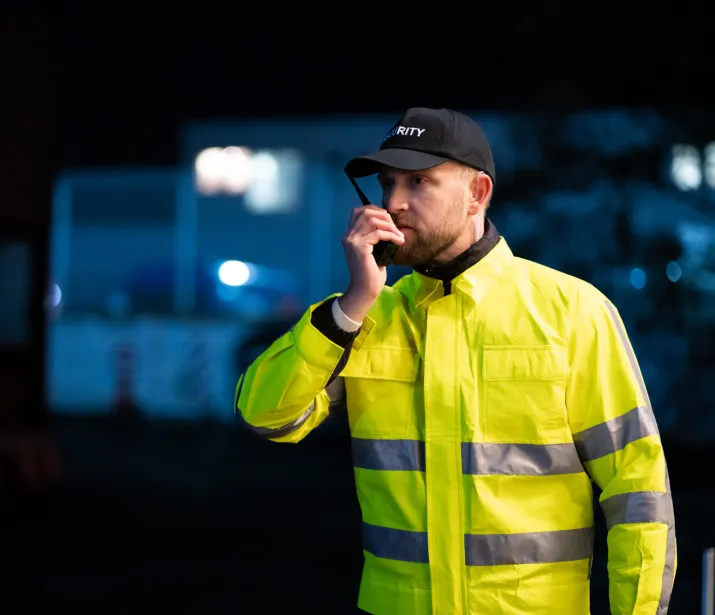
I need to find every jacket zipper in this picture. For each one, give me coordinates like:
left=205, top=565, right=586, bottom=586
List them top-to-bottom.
left=443, top=280, right=452, bottom=295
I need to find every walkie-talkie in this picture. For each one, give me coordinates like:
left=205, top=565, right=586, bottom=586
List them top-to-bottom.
left=346, top=174, right=399, bottom=267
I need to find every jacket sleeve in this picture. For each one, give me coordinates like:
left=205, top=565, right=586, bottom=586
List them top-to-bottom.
left=565, top=285, right=676, bottom=615
left=234, top=296, right=358, bottom=443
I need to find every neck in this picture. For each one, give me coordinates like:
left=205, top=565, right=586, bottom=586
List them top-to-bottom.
left=428, top=215, right=485, bottom=266
left=413, top=216, right=500, bottom=282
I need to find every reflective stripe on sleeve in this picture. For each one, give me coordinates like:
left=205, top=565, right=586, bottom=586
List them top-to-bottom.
left=243, top=404, right=315, bottom=438
left=572, top=405, right=659, bottom=463
left=600, top=490, right=670, bottom=530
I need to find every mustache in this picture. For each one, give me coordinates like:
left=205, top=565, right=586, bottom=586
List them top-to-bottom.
left=390, top=215, right=416, bottom=229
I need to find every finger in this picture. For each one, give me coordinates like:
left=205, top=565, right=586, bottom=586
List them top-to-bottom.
left=357, top=204, right=383, bottom=212
left=349, top=205, right=383, bottom=223
left=353, top=206, right=392, bottom=224
left=349, top=207, right=363, bottom=225
left=352, top=209, right=398, bottom=233
left=358, top=217, right=402, bottom=238
left=349, top=220, right=401, bottom=244
left=363, top=228, right=405, bottom=247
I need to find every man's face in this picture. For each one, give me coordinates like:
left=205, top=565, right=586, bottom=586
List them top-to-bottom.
left=377, top=162, right=473, bottom=266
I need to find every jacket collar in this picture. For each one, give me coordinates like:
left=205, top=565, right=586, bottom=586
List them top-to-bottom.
left=413, top=217, right=501, bottom=282
left=402, top=218, right=514, bottom=308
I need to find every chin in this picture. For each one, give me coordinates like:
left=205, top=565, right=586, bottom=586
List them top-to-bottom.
left=393, top=247, right=434, bottom=268
left=392, top=254, right=416, bottom=267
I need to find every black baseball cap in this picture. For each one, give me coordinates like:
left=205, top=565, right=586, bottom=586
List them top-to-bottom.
left=344, top=107, right=495, bottom=183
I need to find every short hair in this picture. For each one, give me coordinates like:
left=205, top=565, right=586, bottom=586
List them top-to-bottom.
left=455, top=163, right=492, bottom=209
left=456, top=163, right=479, bottom=181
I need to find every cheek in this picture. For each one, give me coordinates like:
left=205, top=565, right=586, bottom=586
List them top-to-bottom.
left=449, top=196, right=469, bottom=219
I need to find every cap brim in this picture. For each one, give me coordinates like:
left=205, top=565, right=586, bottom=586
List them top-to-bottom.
left=344, top=148, right=451, bottom=178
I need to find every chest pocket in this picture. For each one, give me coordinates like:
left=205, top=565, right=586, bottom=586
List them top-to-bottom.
left=481, top=345, right=568, bottom=444
left=341, top=346, right=420, bottom=438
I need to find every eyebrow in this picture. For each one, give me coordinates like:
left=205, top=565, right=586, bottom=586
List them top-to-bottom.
left=377, top=169, right=427, bottom=183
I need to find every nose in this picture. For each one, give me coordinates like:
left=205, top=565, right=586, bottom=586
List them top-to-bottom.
left=382, top=185, right=409, bottom=214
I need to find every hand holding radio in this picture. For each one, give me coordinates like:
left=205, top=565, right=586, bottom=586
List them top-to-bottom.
left=339, top=205, right=404, bottom=322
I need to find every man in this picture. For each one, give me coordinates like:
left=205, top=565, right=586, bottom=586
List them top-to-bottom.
left=235, top=107, right=676, bottom=614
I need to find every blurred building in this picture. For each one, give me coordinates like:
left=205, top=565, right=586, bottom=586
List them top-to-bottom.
left=45, top=110, right=715, bottom=441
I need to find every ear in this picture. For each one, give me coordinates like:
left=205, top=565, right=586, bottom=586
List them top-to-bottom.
left=467, top=172, right=493, bottom=215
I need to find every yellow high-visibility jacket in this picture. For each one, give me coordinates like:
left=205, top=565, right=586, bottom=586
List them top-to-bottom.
left=235, top=236, right=676, bottom=615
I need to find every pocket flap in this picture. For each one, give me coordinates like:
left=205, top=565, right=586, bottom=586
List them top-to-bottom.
left=482, top=345, right=566, bottom=382
left=342, top=347, right=419, bottom=382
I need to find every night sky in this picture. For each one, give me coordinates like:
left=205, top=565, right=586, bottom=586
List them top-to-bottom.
left=5, top=1, right=711, bottom=169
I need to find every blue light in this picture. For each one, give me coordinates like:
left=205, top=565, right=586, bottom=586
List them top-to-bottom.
left=218, top=260, right=250, bottom=287
left=666, top=261, right=682, bottom=283
left=629, top=268, right=647, bottom=290
left=48, top=283, right=62, bottom=308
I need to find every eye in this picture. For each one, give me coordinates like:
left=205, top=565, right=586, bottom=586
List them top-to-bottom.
left=412, top=175, right=428, bottom=185
left=378, top=176, right=393, bottom=190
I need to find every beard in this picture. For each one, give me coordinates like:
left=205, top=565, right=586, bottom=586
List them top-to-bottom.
left=390, top=204, right=466, bottom=267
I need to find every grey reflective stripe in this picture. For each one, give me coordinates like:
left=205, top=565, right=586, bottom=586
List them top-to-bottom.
left=604, top=300, right=653, bottom=412
left=571, top=301, right=661, bottom=463
left=606, top=301, right=676, bottom=615
left=596, top=302, right=676, bottom=612
left=241, top=377, right=344, bottom=438
left=243, top=404, right=314, bottom=438
left=572, top=405, right=659, bottom=462
left=352, top=438, right=425, bottom=471
left=352, top=439, right=585, bottom=474
left=462, top=442, right=584, bottom=476
left=658, top=467, right=677, bottom=613
left=600, top=487, right=677, bottom=613
left=600, top=491, right=670, bottom=530
left=362, top=522, right=429, bottom=564
left=362, top=524, right=594, bottom=567
left=465, top=527, right=593, bottom=566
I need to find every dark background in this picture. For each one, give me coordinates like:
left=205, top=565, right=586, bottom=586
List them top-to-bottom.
left=1, top=2, right=713, bottom=614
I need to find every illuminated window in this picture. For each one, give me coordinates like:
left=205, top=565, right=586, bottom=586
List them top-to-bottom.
left=704, top=142, right=715, bottom=189
left=670, top=144, right=701, bottom=191
left=194, top=147, right=304, bottom=214
left=217, top=260, right=251, bottom=287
